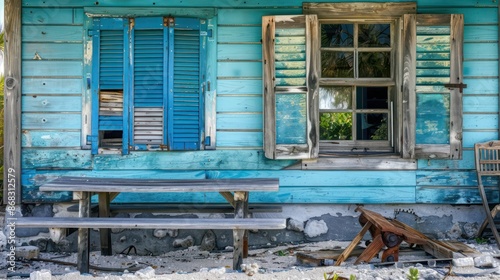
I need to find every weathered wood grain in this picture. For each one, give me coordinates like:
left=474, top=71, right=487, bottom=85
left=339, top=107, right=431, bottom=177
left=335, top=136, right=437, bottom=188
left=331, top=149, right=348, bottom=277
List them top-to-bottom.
left=4, top=0, right=22, bottom=204
left=40, top=176, right=280, bottom=193
left=15, top=217, right=286, bottom=230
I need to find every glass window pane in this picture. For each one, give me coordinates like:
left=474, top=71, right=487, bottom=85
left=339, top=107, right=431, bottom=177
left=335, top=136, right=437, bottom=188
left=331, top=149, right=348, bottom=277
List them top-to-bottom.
left=321, top=24, right=354, bottom=47
left=359, top=24, right=391, bottom=47
left=322, top=51, right=354, bottom=78
left=358, top=52, right=390, bottom=78
left=320, top=86, right=352, bottom=109
left=356, top=87, right=388, bottom=109
left=320, top=112, right=353, bottom=140
left=356, top=113, right=388, bottom=140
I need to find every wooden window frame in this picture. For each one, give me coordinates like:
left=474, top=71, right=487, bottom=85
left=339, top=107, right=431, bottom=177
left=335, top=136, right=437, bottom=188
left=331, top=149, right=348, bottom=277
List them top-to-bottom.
left=262, top=2, right=463, bottom=169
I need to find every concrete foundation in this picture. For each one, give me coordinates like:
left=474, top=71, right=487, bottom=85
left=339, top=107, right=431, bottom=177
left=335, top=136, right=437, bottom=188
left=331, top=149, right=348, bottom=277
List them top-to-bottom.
left=3, top=203, right=487, bottom=255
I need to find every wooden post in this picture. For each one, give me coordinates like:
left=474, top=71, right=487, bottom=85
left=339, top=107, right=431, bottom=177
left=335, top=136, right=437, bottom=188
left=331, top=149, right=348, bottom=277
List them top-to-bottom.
left=3, top=0, right=22, bottom=205
left=233, top=191, right=248, bottom=270
left=77, top=192, right=91, bottom=273
left=98, top=193, right=112, bottom=255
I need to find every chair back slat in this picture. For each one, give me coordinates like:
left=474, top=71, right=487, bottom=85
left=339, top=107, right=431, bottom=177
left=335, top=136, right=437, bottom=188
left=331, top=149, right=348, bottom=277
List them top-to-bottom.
left=475, top=141, right=500, bottom=175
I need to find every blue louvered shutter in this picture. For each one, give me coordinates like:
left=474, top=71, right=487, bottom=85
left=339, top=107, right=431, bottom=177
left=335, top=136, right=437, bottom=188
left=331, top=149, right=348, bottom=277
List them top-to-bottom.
left=90, top=18, right=129, bottom=154
left=131, top=18, right=167, bottom=148
left=169, top=18, right=206, bottom=150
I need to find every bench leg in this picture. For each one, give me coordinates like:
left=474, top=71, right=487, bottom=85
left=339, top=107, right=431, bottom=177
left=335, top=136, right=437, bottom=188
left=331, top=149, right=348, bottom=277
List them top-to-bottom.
left=233, top=191, right=249, bottom=270
left=77, top=192, right=91, bottom=273
left=99, top=193, right=112, bottom=256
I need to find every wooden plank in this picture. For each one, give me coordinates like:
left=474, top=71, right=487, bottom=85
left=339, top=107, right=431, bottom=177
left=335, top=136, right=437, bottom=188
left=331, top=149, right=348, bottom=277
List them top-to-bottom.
left=4, top=0, right=22, bottom=204
left=20, top=0, right=498, bottom=8
left=303, top=2, right=416, bottom=19
left=84, top=7, right=215, bottom=18
left=22, top=8, right=83, bottom=24
left=218, top=8, right=300, bottom=25
left=402, top=14, right=417, bottom=159
left=449, top=14, right=464, bottom=160
left=262, top=15, right=276, bottom=159
left=22, top=25, right=83, bottom=42
left=218, top=26, right=261, bottom=43
left=23, top=43, right=83, bottom=60
left=464, top=43, right=498, bottom=60
left=218, top=44, right=261, bottom=60
left=23, top=61, right=83, bottom=77
left=218, top=61, right=261, bottom=78
left=464, top=61, right=499, bottom=76
left=22, top=78, right=83, bottom=94
left=217, top=79, right=262, bottom=95
left=22, top=95, right=82, bottom=112
left=216, top=96, right=262, bottom=112
left=463, top=96, right=498, bottom=113
left=22, top=113, right=81, bottom=129
left=217, top=113, right=262, bottom=130
left=463, top=113, right=498, bottom=129
left=22, top=131, right=81, bottom=147
left=216, top=131, right=262, bottom=148
left=462, top=131, right=499, bottom=148
left=27, top=150, right=295, bottom=170
left=417, top=150, right=475, bottom=170
left=302, top=156, right=417, bottom=170
left=40, top=176, right=280, bottom=193
left=416, top=185, right=500, bottom=204
left=233, top=191, right=248, bottom=269
left=77, top=192, right=90, bottom=273
left=219, top=192, right=236, bottom=207
left=98, top=193, right=112, bottom=256
left=66, top=203, right=282, bottom=214
left=15, top=217, right=287, bottom=229
left=390, top=219, right=463, bottom=259
left=335, top=222, right=372, bottom=265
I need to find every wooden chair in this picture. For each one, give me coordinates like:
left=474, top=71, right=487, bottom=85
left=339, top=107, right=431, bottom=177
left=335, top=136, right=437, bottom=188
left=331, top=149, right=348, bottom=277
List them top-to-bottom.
left=475, top=141, right=500, bottom=248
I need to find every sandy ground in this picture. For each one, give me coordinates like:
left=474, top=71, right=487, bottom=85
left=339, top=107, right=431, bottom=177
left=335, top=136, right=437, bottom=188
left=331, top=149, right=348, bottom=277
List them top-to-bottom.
left=3, top=240, right=500, bottom=280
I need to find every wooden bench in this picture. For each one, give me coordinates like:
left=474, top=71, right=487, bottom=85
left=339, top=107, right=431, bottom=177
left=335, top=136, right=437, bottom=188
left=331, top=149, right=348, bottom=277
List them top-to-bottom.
left=16, top=176, right=285, bottom=273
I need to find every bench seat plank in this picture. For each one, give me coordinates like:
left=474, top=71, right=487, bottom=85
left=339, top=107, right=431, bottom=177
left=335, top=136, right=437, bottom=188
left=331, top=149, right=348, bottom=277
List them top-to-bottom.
left=40, top=176, right=279, bottom=193
left=67, top=203, right=283, bottom=213
left=15, top=217, right=286, bottom=230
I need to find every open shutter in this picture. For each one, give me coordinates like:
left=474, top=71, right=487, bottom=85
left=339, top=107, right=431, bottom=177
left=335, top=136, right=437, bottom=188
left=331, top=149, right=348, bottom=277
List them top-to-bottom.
left=402, top=14, right=464, bottom=159
left=262, top=15, right=319, bottom=160
left=131, top=17, right=167, bottom=148
left=91, top=18, right=129, bottom=154
left=169, top=18, right=206, bottom=150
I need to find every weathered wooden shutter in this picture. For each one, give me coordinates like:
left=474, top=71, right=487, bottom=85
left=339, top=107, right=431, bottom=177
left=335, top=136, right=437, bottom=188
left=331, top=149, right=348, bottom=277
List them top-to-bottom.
left=402, top=14, right=464, bottom=159
left=262, top=15, right=319, bottom=159
left=131, top=17, right=166, bottom=147
left=90, top=18, right=129, bottom=154
left=169, top=18, right=206, bottom=150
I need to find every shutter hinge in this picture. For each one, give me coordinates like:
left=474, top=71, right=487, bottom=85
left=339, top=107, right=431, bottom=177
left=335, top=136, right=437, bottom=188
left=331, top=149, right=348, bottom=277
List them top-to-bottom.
left=164, top=17, right=174, bottom=27
left=444, top=83, right=467, bottom=93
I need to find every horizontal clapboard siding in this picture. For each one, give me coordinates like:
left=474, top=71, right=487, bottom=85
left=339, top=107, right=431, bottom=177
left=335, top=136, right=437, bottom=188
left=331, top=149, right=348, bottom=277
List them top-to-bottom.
left=21, top=6, right=84, bottom=149
left=216, top=8, right=301, bottom=149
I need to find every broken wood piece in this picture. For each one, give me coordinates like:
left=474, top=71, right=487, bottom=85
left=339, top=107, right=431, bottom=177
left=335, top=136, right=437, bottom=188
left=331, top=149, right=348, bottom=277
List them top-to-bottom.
left=335, top=221, right=372, bottom=265
left=296, top=248, right=365, bottom=266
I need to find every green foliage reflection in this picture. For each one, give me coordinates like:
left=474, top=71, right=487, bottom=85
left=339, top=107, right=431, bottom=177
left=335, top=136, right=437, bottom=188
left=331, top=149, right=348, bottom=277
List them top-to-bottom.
left=320, top=112, right=352, bottom=140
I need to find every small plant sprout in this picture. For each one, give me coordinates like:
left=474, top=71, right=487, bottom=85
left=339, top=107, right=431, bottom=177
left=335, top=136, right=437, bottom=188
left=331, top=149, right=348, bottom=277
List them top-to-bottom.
left=407, top=267, right=419, bottom=280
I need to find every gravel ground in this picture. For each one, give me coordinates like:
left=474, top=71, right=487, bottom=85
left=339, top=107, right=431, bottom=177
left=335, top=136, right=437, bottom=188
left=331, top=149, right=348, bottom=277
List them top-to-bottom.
left=3, top=240, right=500, bottom=280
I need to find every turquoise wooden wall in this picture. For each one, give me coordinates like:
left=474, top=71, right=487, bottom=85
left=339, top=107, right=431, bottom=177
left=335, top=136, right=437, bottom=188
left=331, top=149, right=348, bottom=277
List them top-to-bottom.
left=20, top=0, right=499, bottom=204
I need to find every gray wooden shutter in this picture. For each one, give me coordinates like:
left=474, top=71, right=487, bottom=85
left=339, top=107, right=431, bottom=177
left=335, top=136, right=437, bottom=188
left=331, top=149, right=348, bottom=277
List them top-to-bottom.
left=402, top=14, right=464, bottom=159
left=262, top=15, right=319, bottom=160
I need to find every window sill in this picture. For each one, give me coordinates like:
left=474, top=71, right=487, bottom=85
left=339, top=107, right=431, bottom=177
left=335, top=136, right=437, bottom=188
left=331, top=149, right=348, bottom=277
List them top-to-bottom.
left=301, top=155, right=416, bottom=170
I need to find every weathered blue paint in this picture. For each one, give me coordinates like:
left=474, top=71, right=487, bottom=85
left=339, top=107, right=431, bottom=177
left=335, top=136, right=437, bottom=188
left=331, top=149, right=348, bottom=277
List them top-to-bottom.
left=17, top=0, right=500, bottom=206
